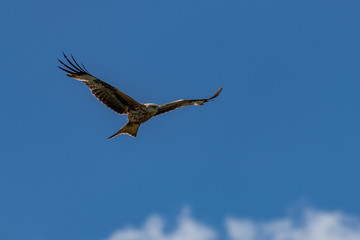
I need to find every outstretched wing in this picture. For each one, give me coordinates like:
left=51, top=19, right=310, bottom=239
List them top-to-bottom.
left=58, top=53, right=142, bottom=114
left=155, top=87, right=223, bottom=116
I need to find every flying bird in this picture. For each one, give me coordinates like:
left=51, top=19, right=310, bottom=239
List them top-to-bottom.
left=58, top=53, right=222, bottom=139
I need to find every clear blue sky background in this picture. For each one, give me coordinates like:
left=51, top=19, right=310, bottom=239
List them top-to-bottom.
left=1, top=0, right=360, bottom=240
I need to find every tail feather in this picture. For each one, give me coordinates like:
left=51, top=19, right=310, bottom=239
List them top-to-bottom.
left=107, top=122, right=140, bottom=139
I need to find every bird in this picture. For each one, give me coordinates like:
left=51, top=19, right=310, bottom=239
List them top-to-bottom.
left=57, top=53, right=223, bottom=139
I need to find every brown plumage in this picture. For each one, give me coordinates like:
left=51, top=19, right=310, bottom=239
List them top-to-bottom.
left=58, top=53, right=222, bottom=139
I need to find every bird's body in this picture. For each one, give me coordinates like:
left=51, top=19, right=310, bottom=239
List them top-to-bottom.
left=58, top=53, right=222, bottom=139
left=128, top=104, right=159, bottom=123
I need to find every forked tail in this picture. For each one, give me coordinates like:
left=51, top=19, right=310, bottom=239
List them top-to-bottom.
left=107, top=122, right=140, bottom=139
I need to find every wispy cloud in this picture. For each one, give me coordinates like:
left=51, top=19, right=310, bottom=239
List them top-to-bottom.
left=106, top=206, right=216, bottom=240
left=105, top=207, right=360, bottom=240
left=226, top=209, right=360, bottom=240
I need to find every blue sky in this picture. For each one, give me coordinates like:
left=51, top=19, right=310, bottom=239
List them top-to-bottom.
left=1, top=1, right=360, bottom=240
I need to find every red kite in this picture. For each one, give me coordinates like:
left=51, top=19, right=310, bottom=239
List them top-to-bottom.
left=58, top=53, right=222, bottom=139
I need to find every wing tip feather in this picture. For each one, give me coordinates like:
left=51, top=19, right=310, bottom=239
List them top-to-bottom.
left=58, top=52, right=90, bottom=76
left=207, top=87, right=223, bottom=101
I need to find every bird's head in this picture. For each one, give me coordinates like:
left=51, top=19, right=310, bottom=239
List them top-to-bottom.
left=144, top=103, right=159, bottom=113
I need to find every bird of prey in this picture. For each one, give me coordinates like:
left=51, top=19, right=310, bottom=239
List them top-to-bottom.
left=58, top=53, right=222, bottom=139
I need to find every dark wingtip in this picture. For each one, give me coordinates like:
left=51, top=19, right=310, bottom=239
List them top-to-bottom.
left=58, top=52, right=90, bottom=75
left=71, top=54, right=87, bottom=73
left=81, top=62, right=89, bottom=72
left=58, top=65, right=74, bottom=75
left=207, top=87, right=223, bottom=101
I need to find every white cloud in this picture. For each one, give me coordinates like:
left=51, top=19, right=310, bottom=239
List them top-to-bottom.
left=106, top=206, right=216, bottom=240
left=105, top=207, right=360, bottom=240
left=227, top=209, right=360, bottom=240
left=226, top=219, right=256, bottom=240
